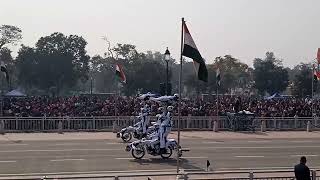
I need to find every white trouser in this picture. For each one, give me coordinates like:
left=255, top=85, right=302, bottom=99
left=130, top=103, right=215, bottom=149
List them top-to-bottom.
left=141, top=116, right=149, bottom=134
left=160, top=126, right=171, bottom=149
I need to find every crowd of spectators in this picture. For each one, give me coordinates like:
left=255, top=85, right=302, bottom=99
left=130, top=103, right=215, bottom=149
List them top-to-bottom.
left=2, top=95, right=319, bottom=117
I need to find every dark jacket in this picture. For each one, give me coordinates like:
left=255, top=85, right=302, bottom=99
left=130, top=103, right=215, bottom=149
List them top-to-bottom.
left=294, top=163, right=311, bottom=180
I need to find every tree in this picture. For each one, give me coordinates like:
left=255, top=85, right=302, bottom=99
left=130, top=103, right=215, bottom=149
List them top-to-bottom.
left=0, top=25, right=22, bottom=49
left=15, top=33, right=90, bottom=95
left=253, top=52, right=289, bottom=95
left=214, top=55, right=250, bottom=94
left=291, top=63, right=313, bottom=97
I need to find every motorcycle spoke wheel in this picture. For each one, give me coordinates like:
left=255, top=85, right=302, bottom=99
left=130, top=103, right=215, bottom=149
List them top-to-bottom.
left=121, top=132, right=132, bottom=142
left=160, top=147, right=173, bottom=159
left=131, top=148, right=145, bottom=159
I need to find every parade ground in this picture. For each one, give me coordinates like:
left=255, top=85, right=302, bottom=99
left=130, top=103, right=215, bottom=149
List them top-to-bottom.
left=0, top=131, right=320, bottom=179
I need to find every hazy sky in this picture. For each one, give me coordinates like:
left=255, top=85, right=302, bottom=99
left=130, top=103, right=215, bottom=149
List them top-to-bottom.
left=1, top=0, right=320, bottom=67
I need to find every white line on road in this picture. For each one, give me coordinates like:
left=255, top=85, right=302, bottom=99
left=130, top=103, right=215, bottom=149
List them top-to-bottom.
left=290, top=140, right=313, bottom=143
left=202, top=141, right=223, bottom=144
left=247, top=141, right=271, bottom=143
left=54, top=143, right=84, bottom=146
left=106, top=143, right=121, bottom=145
left=0, top=144, right=28, bottom=146
left=195, top=145, right=320, bottom=150
left=0, top=148, right=121, bottom=153
left=290, top=155, right=318, bottom=157
left=116, top=156, right=208, bottom=160
left=181, top=156, right=208, bottom=159
left=235, top=156, right=265, bottom=158
left=116, top=157, right=133, bottom=160
left=50, top=159, right=85, bottom=162
left=0, top=160, right=17, bottom=163
left=0, top=169, right=198, bottom=177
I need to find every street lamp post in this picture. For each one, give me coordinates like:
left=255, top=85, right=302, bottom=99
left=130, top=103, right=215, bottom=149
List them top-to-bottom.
left=164, top=47, right=170, bottom=95
left=90, top=76, right=93, bottom=96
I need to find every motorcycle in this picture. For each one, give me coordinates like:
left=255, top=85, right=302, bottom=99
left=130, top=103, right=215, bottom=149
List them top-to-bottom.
left=117, top=113, right=163, bottom=142
left=116, top=120, right=157, bottom=142
left=125, top=138, right=184, bottom=159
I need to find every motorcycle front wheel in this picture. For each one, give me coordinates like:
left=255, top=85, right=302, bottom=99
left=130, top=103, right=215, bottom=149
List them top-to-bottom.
left=121, top=132, right=132, bottom=142
left=131, top=146, right=145, bottom=159
left=160, top=147, right=173, bottom=159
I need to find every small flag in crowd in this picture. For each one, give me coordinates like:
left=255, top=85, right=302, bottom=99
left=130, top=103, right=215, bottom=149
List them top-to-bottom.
left=182, top=21, right=208, bottom=82
left=0, top=62, right=9, bottom=84
left=115, top=64, right=126, bottom=83
left=314, top=66, right=320, bottom=81
left=216, top=67, right=221, bottom=87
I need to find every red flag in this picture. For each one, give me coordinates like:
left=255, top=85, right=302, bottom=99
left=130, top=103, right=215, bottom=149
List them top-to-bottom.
left=317, top=48, right=320, bottom=64
left=115, top=64, right=126, bottom=83
left=313, top=64, right=320, bottom=81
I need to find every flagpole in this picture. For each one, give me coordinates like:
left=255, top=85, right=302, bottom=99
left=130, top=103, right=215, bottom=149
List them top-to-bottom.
left=177, top=17, right=184, bottom=174
left=312, top=64, right=314, bottom=117
left=216, top=83, right=219, bottom=119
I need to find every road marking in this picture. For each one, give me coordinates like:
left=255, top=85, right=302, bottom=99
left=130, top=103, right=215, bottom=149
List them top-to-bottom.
left=247, top=140, right=271, bottom=143
left=290, top=140, right=313, bottom=143
left=202, top=141, right=223, bottom=144
left=54, top=143, right=84, bottom=146
left=106, top=143, right=121, bottom=145
left=0, top=144, right=28, bottom=146
left=194, top=145, right=320, bottom=150
left=0, top=148, right=121, bottom=153
left=2, top=154, right=119, bottom=160
left=290, top=155, right=318, bottom=157
left=116, top=156, right=208, bottom=160
left=182, top=156, right=208, bottom=159
left=235, top=156, right=265, bottom=158
left=116, top=157, right=133, bottom=160
left=50, top=159, right=85, bottom=162
left=0, top=160, right=16, bottom=163
left=217, top=166, right=320, bottom=170
left=0, top=169, right=200, bottom=176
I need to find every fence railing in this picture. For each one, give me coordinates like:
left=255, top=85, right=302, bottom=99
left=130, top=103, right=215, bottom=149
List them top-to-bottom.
left=0, top=116, right=319, bottom=133
left=9, top=169, right=320, bottom=180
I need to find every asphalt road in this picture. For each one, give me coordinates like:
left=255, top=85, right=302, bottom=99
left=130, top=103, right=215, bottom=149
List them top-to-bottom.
left=0, top=135, right=320, bottom=177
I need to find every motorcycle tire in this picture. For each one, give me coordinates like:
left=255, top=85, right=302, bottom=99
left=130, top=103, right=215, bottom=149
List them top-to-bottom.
left=121, top=132, right=132, bottom=142
left=131, top=147, right=145, bottom=159
left=160, top=147, right=173, bottom=159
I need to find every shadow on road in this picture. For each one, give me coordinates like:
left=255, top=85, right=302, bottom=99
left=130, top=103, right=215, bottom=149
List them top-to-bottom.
left=129, top=158, right=204, bottom=171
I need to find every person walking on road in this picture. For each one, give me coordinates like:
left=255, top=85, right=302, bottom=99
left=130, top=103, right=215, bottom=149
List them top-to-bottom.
left=294, top=156, right=311, bottom=180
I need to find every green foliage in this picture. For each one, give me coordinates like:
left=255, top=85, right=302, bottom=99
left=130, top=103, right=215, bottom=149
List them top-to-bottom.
left=0, top=25, right=22, bottom=49
left=15, top=33, right=90, bottom=95
left=253, top=52, right=289, bottom=95
left=291, top=63, right=313, bottom=97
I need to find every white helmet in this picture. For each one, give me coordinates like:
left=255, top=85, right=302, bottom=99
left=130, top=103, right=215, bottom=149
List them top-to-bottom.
left=167, top=106, right=174, bottom=112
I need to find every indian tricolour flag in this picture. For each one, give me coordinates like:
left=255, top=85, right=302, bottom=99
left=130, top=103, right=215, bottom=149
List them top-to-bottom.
left=182, top=21, right=208, bottom=82
left=115, top=64, right=126, bottom=83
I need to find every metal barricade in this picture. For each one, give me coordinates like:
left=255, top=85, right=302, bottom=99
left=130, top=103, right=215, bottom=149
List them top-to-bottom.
left=0, top=116, right=319, bottom=132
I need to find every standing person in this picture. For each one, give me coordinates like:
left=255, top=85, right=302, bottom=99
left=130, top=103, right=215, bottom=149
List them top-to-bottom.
left=159, top=106, right=173, bottom=154
left=294, top=156, right=311, bottom=180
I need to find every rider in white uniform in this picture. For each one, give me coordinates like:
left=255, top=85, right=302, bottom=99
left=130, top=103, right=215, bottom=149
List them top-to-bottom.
left=139, top=102, right=151, bottom=137
left=149, top=106, right=166, bottom=149
left=159, top=106, right=173, bottom=154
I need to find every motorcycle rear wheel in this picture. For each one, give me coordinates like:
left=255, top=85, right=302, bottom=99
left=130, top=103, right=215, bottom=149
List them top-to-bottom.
left=121, top=132, right=132, bottom=142
left=160, top=147, right=173, bottom=159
